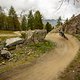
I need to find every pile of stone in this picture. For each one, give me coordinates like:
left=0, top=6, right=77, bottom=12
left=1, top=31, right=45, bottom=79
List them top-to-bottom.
left=0, top=30, right=47, bottom=60
left=0, top=37, right=24, bottom=60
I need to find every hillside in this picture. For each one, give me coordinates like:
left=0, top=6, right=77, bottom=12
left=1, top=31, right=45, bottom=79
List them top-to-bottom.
left=62, top=14, right=80, bottom=34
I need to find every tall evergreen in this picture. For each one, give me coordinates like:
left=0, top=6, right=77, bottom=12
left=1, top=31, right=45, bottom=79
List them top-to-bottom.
left=0, top=6, right=6, bottom=30
left=8, top=6, right=20, bottom=31
left=27, top=10, right=34, bottom=30
left=34, top=11, right=43, bottom=29
left=2, top=14, right=8, bottom=30
left=21, top=15, right=27, bottom=30
left=56, top=16, right=62, bottom=27
left=45, top=22, right=52, bottom=33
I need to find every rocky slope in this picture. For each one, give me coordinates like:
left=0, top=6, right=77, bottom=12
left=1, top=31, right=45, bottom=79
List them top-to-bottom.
left=62, top=14, right=80, bottom=34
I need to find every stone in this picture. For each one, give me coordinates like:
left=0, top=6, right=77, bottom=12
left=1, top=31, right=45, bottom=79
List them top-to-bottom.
left=24, top=30, right=47, bottom=44
left=5, top=37, right=24, bottom=48
left=1, top=49, right=12, bottom=59
left=1, top=61, right=6, bottom=65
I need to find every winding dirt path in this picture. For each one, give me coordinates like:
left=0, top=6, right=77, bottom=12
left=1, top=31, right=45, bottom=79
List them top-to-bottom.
left=0, top=33, right=79, bottom=80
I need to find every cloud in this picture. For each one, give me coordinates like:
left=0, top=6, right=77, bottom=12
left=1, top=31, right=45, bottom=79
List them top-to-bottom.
left=0, top=0, right=80, bottom=19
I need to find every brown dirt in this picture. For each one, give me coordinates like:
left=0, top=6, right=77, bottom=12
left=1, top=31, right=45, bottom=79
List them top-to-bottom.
left=0, top=33, right=79, bottom=80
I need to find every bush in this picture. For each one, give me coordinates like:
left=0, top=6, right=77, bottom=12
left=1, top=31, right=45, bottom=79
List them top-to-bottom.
left=45, top=22, right=52, bottom=33
left=21, top=32, right=27, bottom=39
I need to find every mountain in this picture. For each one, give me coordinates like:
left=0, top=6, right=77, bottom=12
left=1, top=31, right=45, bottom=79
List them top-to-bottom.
left=62, top=14, right=80, bottom=34
left=42, top=19, right=57, bottom=26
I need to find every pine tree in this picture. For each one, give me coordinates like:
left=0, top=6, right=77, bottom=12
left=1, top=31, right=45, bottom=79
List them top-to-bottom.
left=0, top=6, right=6, bottom=30
left=8, top=6, right=20, bottom=31
left=27, top=10, right=34, bottom=30
left=34, top=11, right=43, bottom=29
left=2, top=14, right=8, bottom=30
left=13, top=14, right=20, bottom=30
left=21, top=15, right=27, bottom=30
left=56, top=16, right=62, bottom=27
left=45, top=22, right=52, bottom=33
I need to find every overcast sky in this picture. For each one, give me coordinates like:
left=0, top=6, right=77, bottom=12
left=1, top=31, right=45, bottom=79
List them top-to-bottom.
left=0, top=0, right=80, bottom=19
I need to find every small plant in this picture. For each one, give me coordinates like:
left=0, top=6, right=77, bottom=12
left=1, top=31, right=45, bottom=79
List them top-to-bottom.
left=21, top=32, right=27, bottom=39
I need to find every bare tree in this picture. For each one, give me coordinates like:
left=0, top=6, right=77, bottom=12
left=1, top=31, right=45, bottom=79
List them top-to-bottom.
left=57, top=0, right=80, bottom=10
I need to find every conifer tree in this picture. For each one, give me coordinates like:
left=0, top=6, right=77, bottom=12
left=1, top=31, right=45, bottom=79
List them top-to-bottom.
left=0, top=6, right=6, bottom=30
left=8, top=6, right=20, bottom=31
left=27, top=10, right=34, bottom=30
left=34, top=11, right=43, bottom=29
left=21, top=15, right=27, bottom=30
left=56, top=16, right=62, bottom=27
left=45, top=22, right=52, bottom=33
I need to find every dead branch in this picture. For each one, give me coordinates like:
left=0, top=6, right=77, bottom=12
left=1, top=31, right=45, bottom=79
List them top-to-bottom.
left=57, top=0, right=80, bottom=10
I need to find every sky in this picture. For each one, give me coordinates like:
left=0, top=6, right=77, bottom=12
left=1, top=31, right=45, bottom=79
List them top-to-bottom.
left=0, top=0, right=80, bottom=19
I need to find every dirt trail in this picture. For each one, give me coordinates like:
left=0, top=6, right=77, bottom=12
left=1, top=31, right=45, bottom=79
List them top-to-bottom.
left=0, top=33, right=79, bottom=80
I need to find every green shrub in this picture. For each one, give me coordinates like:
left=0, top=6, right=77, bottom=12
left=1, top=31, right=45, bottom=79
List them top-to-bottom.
left=21, top=32, right=27, bottom=39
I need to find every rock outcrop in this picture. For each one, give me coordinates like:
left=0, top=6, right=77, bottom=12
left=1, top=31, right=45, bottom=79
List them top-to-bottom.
left=62, top=14, right=80, bottom=34
left=1, top=30, right=47, bottom=50
left=24, top=30, right=47, bottom=44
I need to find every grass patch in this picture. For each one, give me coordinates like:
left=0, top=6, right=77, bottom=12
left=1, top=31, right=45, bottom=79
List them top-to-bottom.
left=0, top=30, right=14, bottom=34
left=0, top=30, right=20, bottom=41
left=12, top=41, right=55, bottom=62
left=28, top=41, right=54, bottom=55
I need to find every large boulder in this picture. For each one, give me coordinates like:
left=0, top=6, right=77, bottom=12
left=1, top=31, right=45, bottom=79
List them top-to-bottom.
left=24, top=30, right=47, bottom=44
left=5, top=37, right=24, bottom=49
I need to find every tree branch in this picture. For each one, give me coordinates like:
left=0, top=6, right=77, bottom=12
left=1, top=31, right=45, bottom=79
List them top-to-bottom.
left=57, top=0, right=80, bottom=10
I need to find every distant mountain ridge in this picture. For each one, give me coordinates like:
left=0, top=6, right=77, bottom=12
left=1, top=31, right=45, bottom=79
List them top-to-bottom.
left=42, top=19, right=57, bottom=26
